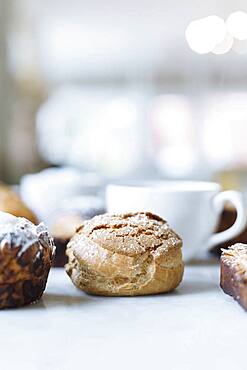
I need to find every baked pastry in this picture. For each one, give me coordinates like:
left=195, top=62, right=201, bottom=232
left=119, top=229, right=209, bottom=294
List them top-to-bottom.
left=0, top=183, right=37, bottom=224
left=50, top=196, right=106, bottom=267
left=0, top=212, right=55, bottom=309
left=66, top=212, right=184, bottom=296
left=220, top=244, right=247, bottom=311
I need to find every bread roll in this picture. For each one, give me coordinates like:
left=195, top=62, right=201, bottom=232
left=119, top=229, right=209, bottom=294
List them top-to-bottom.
left=0, top=184, right=37, bottom=224
left=66, top=212, right=184, bottom=296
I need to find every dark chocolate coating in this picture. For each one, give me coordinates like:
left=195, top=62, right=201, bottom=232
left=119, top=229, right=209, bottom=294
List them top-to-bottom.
left=0, top=221, right=54, bottom=309
left=52, top=237, right=69, bottom=267
left=220, top=247, right=247, bottom=311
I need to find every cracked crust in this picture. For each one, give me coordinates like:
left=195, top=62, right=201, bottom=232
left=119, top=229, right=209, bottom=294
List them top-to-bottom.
left=66, top=212, right=184, bottom=296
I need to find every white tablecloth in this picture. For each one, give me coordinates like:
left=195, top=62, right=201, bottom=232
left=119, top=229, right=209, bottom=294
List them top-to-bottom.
left=1, top=264, right=246, bottom=370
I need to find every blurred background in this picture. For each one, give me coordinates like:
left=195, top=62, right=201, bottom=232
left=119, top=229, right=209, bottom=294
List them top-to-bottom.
left=1, top=0, right=247, bottom=190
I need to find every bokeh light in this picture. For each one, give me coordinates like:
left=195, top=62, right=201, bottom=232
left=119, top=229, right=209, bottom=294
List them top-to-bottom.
left=226, top=11, right=247, bottom=40
left=185, top=15, right=226, bottom=54
left=212, top=32, right=233, bottom=54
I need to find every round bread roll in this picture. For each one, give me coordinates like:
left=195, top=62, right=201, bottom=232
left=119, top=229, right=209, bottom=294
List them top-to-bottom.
left=0, top=184, right=37, bottom=224
left=0, top=212, right=55, bottom=308
left=66, top=212, right=184, bottom=296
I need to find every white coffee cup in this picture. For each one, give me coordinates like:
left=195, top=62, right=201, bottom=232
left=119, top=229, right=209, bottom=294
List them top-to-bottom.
left=106, top=181, right=247, bottom=261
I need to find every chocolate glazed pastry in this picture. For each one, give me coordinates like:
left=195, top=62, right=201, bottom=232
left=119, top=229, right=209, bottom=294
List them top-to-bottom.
left=0, top=214, right=55, bottom=309
left=220, top=244, right=247, bottom=311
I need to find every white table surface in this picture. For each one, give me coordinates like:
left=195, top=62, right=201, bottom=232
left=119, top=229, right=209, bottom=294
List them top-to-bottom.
left=1, top=263, right=246, bottom=370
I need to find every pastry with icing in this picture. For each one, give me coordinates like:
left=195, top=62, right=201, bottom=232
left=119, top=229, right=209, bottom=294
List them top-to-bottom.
left=0, top=212, right=55, bottom=308
left=66, top=212, right=184, bottom=296
left=221, top=244, right=247, bottom=311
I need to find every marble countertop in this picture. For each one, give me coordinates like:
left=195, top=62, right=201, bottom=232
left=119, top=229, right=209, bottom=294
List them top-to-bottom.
left=1, top=263, right=246, bottom=370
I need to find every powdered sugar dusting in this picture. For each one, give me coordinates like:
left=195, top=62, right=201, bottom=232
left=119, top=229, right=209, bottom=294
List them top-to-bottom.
left=74, top=211, right=182, bottom=257
left=0, top=217, right=55, bottom=256
left=222, top=244, right=247, bottom=279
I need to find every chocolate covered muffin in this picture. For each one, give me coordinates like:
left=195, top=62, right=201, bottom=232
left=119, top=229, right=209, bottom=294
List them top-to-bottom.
left=0, top=212, right=55, bottom=309
left=66, top=212, right=184, bottom=296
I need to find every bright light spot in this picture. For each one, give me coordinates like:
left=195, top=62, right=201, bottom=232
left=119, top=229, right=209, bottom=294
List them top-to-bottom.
left=226, top=11, right=247, bottom=40
left=185, top=15, right=226, bottom=54
left=212, top=32, right=233, bottom=54
left=232, top=38, right=247, bottom=54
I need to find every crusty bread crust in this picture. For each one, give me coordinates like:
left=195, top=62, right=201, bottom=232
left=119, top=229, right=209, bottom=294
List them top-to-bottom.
left=0, top=184, right=37, bottom=224
left=66, top=212, right=184, bottom=296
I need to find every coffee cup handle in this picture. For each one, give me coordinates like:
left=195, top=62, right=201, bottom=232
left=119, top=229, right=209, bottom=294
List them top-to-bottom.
left=207, top=190, right=247, bottom=249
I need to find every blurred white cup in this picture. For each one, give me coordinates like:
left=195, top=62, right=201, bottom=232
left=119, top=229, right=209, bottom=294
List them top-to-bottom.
left=20, top=167, right=103, bottom=223
left=106, top=181, right=247, bottom=261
